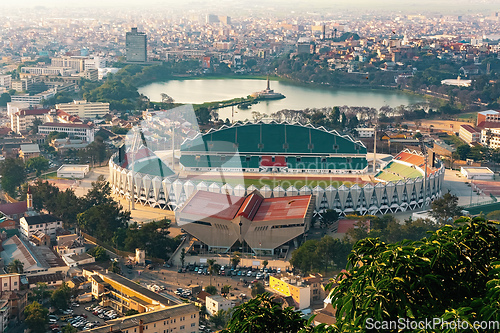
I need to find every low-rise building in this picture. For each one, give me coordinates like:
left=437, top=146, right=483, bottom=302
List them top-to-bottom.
left=10, top=90, right=55, bottom=107
left=56, top=100, right=110, bottom=119
left=11, top=108, right=50, bottom=134
left=38, top=122, right=95, bottom=142
left=459, top=125, right=480, bottom=145
left=481, top=127, right=500, bottom=148
left=355, top=128, right=375, bottom=138
left=50, top=138, right=89, bottom=153
left=19, top=144, right=40, bottom=160
left=57, top=165, right=90, bottom=179
left=460, top=166, right=495, bottom=180
left=0, top=201, right=27, bottom=221
left=20, top=215, right=63, bottom=241
left=29, top=230, right=50, bottom=246
left=55, top=234, right=85, bottom=255
left=1, top=236, right=67, bottom=275
left=62, top=253, right=95, bottom=267
left=84, top=269, right=180, bottom=314
left=26, top=272, right=65, bottom=288
left=0, top=274, right=24, bottom=292
left=269, top=275, right=311, bottom=310
left=205, top=295, right=234, bottom=316
left=0, top=299, right=9, bottom=332
left=83, top=303, right=199, bottom=333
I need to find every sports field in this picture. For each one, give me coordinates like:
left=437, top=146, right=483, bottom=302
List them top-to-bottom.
left=183, top=173, right=371, bottom=189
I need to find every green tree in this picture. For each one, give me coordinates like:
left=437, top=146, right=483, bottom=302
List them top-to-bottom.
left=0, top=92, right=11, bottom=106
left=195, top=107, right=211, bottom=125
left=29, top=117, right=43, bottom=135
left=455, top=144, right=471, bottom=160
left=26, top=156, right=50, bottom=177
left=0, top=158, right=26, bottom=197
left=431, top=192, right=462, bottom=222
left=78, top=202, right=130, bottom=242
left=320, top=209, right=339, bottom=228
left=328, top=217, right=500, bottom=332
left=122, top=219, right=178, bottom=260
left=290, top=236, right=351, bottom=274
left=87, top=246, right=109, bottom=261
left=180, top=248, right=186, bottom=267
left=230, top=253, right=241, bottom=269
left=8, top=259, right=24, bottom=273
left=207, top=259, right=216, bottom=286
left=110, top=260, right=121, bottom=274
left=262, top=260, right=269, bottom=269
left=31, top=282, right=49, bottom=303
left=50, top=282, right=72, bottom=310
left=251, top=282, right=266, bottom=297
left=205, top=285, right=217, bottom=295
left=221, top=285, right=231, bottom=297
left=222, top=293, right=317, bottom=333
left=24, top=301, right=49, bottom=333
left=125, top=309, right=140, bottom=316
left=210, top=309, right=231, bottom=330
left=62, top=324, right=78, bottom=333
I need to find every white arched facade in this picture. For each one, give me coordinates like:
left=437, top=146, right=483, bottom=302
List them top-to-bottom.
left=109, top=153, right=445, bottom=216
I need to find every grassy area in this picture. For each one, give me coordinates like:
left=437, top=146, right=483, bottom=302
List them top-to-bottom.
left=456, top=112, right=477, bottom=120
left=442, top=134, right=466, bottom=147
left=42, top=172, right=59, bottom=179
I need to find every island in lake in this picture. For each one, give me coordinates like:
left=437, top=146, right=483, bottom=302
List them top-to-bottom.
left=250, top=77, right=285, bottom=100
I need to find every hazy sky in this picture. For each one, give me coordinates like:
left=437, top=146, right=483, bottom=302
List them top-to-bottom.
left=4, top=0, right=500, bottom=15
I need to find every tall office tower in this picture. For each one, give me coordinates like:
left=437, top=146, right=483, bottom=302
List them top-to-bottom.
left=126, top=28, right=147, bottom=62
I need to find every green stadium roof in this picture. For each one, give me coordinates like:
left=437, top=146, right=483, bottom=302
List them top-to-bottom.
left=181, top=122, right=367, bottom=156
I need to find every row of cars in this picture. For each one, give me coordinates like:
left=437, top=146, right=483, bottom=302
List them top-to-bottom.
left=174, top=288, right=192, bottom=298
left=86, top=304, right=118, bottom=320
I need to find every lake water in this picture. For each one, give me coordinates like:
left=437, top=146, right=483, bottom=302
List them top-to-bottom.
left=139, top=78, right=424, bottom=121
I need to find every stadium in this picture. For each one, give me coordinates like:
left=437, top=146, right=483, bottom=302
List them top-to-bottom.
left=109, top=121, right=445, bottom=216
left=179, top=122, right=368, bottom=173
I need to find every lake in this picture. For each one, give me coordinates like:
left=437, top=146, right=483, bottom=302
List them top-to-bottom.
left=138, top=78, right=425, bottom=121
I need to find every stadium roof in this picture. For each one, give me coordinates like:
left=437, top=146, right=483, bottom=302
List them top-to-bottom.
left=181, top=121, right=366, bottom=156
left=120, top=145, right=175, bottom=178
left=181, top=190, right=312, bottom=222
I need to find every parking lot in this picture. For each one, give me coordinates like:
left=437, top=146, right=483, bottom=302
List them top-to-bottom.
left=50, top=302, right=118, bottom=332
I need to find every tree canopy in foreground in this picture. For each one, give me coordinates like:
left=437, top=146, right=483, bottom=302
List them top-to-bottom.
left=222, top=217, right=500, bottom=333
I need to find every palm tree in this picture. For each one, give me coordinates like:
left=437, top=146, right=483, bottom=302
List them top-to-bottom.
left=8, top=259, right=24, bottom=274
left=207, top=259, right=216, bottom=286
left=221, top=285, right=232, bottom=297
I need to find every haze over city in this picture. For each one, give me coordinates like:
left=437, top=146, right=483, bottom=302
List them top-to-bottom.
left=0, top=0, right=500, bottom=332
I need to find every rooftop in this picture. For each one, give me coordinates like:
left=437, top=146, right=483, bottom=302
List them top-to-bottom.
left=478, top=110, right=500, bottom=116
left=41, top=122, right=92, bottom=129
left=460, top=124, right=478, bottom=133
left=20, top=144, right=40, bottom=153
left=181, top=190, right=312, bottom=222
left=181, top=191, right=245, bottom=220
left=0, top=201, right=27, bottom=216
left=22, top=214, right=61, bottom=226
left=86, top=304, right=197, bottom=333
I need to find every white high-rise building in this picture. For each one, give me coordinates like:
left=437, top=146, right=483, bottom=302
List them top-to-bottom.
left=84, top=56, right=106, bottom=70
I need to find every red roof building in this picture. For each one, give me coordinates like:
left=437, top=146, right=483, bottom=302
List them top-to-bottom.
left=177, top=190, right=314, bottom=255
